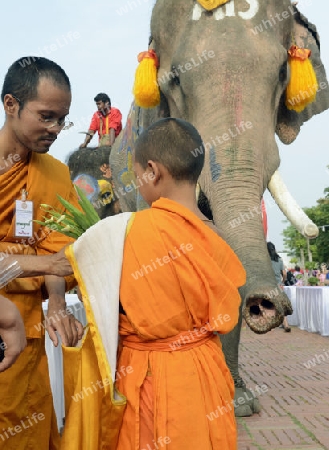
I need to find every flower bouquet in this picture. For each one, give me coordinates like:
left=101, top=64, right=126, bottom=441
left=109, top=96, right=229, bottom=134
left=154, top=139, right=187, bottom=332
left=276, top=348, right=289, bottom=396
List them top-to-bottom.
left=34, top=185, right=100, bottom=239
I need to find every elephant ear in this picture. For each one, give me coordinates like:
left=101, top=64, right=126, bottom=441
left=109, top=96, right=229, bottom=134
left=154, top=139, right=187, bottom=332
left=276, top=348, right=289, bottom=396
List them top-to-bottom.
left=276, top=5, right=329, bottom=145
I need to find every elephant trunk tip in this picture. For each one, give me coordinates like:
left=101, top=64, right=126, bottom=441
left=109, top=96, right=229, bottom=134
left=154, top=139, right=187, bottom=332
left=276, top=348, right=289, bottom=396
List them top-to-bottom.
left=243, top=289, right=292, bottom=334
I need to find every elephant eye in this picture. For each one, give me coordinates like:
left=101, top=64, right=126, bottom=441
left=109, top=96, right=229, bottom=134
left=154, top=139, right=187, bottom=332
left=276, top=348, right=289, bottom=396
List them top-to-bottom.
left=279, top=63, right=288, bottom=83
left=171, top=65, right=181, bottom=86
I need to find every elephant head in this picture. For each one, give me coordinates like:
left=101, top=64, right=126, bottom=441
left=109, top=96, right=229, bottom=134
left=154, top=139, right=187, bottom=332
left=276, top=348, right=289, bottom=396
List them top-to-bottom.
left=110, top=0, right=329, bottom=414
left=66, top=146, right=121, bottom=219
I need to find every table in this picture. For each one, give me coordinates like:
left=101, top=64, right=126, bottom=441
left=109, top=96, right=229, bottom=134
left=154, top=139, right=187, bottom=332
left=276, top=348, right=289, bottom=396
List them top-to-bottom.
left=283, top=286, right=298, bottom=326
left=284, top=286, right=329, bottom=336
left=296, top=287, right=329, bottom=337
left=43, top=294, right=86, bottom=430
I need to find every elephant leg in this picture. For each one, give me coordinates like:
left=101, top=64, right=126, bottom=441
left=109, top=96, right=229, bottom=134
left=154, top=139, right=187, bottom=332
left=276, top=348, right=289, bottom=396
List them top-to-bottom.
left=219, top=302, right=261, bottom=417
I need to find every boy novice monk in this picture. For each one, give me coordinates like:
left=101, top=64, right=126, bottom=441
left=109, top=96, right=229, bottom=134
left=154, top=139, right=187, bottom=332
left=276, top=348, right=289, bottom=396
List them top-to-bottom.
left=4, top=118, right=246, bottom=449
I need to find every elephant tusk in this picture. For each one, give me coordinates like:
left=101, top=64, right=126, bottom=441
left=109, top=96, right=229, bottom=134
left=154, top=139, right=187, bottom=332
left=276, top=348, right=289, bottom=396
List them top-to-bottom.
left=268, top=170, right=319, bottom=238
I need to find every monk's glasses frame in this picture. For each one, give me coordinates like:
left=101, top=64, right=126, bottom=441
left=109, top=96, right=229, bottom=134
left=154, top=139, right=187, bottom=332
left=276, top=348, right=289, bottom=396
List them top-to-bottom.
left=11, top=95, right=74, bottom=131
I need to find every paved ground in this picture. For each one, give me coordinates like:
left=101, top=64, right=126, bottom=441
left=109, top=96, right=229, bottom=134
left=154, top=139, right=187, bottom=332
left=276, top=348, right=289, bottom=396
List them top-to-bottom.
left=237, top=324, right=329, bottom=449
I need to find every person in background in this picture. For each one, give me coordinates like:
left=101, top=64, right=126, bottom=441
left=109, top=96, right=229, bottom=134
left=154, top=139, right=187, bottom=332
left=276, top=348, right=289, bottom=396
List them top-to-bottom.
left=79, top=93, right=122, bottom=148
left=267, top=242, right=291, bottom=332
left=319, top=263, right=327, bottom=285
left=293, top=265, right=301, bottom=277
left=284, top=269, right=296, bottom=286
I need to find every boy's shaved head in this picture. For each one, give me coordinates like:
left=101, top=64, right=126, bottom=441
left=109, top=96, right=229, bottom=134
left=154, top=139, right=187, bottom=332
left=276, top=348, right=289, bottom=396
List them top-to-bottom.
left=134, top=118, right=204, bottom=183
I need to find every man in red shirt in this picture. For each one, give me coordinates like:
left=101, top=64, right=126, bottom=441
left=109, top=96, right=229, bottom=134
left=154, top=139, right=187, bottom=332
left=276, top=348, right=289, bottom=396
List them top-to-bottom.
left=80, top=93, right=122, bottom=148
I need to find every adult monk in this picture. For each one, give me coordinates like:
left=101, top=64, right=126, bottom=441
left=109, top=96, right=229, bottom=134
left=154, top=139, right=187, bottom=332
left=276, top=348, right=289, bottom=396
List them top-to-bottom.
left=0, top=57, right=84, bottom=449
left=3, top=118, right=246, bottom=449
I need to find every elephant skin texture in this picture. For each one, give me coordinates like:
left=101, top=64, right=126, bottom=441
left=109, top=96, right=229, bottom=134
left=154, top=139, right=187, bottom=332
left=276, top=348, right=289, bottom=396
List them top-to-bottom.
left=109, top=0, right=329, bottom=416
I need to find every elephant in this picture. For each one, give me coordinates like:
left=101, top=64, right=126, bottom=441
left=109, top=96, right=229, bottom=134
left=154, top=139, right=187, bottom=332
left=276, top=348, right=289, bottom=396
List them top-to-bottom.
left=104, top=0, right=329, bottom=417
left=66, top=146, right=121, bottom=219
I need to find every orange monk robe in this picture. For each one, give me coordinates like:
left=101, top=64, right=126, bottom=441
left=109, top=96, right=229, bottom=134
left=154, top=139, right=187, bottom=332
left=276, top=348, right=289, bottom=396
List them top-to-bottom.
left=0, top=152, right=79, bottom=450
left=116, top=198, right=246, bottom=450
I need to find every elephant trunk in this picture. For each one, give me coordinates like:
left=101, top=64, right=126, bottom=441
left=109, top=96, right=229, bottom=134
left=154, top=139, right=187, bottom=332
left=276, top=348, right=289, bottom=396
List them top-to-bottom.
left=200, top=147, right=292, bottom=334
left=222, top=210, right=292, bottom=334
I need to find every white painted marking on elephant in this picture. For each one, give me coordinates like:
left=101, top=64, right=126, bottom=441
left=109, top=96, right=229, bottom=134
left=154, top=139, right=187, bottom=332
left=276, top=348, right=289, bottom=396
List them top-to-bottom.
left=212, top=0, right=259, bottom=21
left=225, top=0, right=235, bottom=17
left=238, top=0, right=259, bottom=20
left=192, top=3, right=204, bottom=20
left=214, top=7, right=225, bottom=20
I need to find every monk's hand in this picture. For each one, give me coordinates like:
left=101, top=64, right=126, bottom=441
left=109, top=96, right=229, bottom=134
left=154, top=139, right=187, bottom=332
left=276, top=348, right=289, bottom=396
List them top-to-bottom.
left=45, top=276, right=84, bottom=347
left=0, top=295, right=27, bottom=372
left=46, top=295, right=84, bottom=347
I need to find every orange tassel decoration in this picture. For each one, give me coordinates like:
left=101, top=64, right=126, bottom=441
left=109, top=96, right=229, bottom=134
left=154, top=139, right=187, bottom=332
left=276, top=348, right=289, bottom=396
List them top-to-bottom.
left=198, top=0, right=230, bottom=10
left=286, top=45, right=318, bottom=113
left=133, top=50, right=160, bottom=109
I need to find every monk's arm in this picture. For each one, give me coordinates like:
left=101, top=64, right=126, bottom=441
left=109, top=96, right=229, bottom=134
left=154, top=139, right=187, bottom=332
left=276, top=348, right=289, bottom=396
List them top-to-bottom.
left=0, top=247, right=73, bottom=282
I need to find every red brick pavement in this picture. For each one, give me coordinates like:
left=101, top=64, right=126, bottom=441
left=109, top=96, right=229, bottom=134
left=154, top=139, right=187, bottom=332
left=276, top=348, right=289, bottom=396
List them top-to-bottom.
left=237, top=325, right=329, bottom=450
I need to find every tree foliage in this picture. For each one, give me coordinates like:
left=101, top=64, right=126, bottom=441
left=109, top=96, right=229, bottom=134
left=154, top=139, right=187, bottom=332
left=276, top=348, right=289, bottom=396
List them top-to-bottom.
left=282, top=176, right=329, bottom=266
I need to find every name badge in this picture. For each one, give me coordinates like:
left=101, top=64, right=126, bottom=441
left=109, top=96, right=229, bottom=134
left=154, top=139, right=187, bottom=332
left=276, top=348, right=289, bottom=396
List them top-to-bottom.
left=15, top=200, right=34, bottom=238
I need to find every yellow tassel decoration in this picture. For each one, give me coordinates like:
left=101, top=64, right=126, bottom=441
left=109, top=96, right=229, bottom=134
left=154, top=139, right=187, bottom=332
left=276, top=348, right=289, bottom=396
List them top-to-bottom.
left=197, top=0, right=230, bottom=10
left=286, top=45, right=318, bottom=113
left=133, top=50, right=160, bottom=109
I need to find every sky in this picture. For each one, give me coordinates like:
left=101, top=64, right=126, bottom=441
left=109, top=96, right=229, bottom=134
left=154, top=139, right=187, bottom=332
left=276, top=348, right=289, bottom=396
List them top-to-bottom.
left=1, top=0, right=328, bottom=255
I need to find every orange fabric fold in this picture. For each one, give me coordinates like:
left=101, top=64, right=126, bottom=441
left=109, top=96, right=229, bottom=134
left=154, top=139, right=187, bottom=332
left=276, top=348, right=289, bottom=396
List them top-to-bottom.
left=115, top=198, right=246, bottom=450
left=121, top=327, right=214, bottom=352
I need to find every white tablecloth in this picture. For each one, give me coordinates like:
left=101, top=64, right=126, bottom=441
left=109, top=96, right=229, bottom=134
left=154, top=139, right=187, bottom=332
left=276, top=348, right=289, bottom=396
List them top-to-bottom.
left=283, top=286, right=298, bottom=326
left=283, top=286, right=329, bottom=336
left=296, top=287, right=329, bottom=337
left=43, top=294, right=86, bottom=430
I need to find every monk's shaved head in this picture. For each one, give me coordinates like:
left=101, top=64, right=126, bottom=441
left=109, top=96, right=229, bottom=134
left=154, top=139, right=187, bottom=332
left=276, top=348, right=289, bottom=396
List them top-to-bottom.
left=1, top=57, right=70, bottom=109
left=134, top=118, right=205, bottom=183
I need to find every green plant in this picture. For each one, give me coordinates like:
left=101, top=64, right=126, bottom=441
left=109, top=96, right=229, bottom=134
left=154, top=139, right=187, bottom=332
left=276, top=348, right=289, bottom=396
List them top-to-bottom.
left=34, top=185, right=100, bottom=239
left=305, top=261, right=318, bottom=270
left=308, top=276, right=319, bottom=286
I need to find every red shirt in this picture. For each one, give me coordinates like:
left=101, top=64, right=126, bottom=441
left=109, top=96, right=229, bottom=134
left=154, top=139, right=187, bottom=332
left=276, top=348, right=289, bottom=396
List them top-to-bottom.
left=89, top=107, right=122, bottom=138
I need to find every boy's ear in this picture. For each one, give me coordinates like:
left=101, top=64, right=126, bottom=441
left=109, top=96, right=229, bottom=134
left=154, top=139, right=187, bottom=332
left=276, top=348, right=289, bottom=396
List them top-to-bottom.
left=147, top=160, right=161, bottom=183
